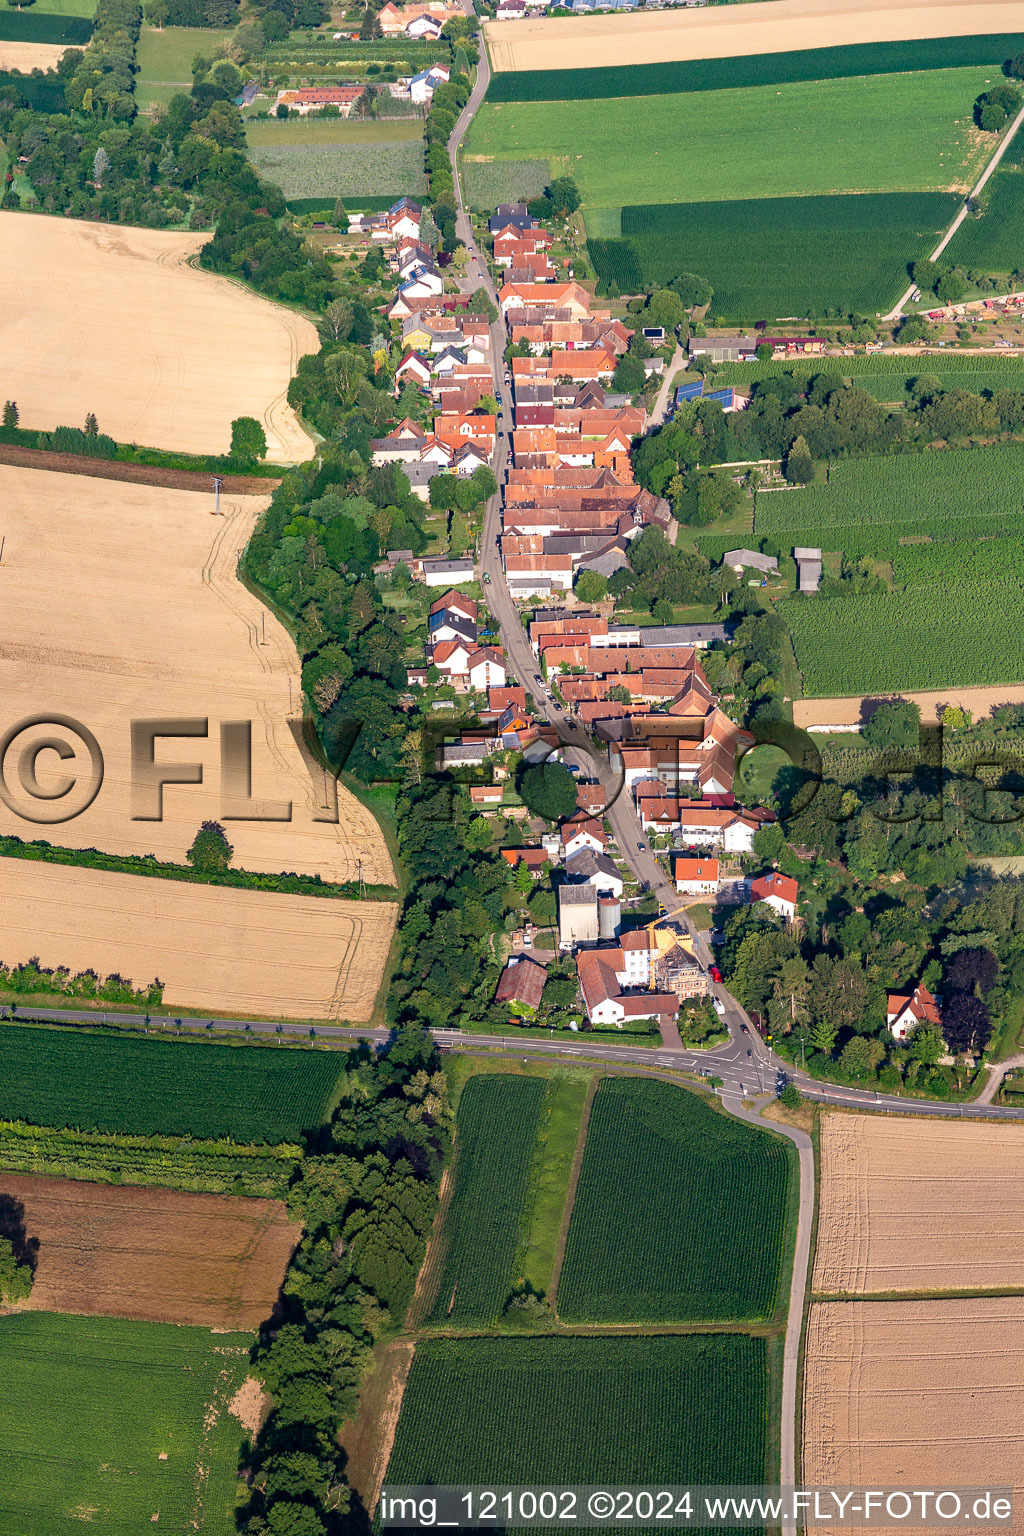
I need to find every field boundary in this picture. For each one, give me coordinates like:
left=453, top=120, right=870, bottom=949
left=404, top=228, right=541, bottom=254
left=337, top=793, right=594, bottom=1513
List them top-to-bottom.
left=0, top=441, right=279, bottom=494
left=548, top=1073, right=598, bottom=1316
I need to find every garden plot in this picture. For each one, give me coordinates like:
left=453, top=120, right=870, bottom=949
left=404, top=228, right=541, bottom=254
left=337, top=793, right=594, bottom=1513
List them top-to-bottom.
left=0, top=212, right=316, bottom=461
left=814, top=1114, right=1024, bottom=1295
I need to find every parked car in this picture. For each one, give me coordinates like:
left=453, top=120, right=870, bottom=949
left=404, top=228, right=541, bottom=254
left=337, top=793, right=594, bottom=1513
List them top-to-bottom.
left=482, top=572, right=491, bottom=584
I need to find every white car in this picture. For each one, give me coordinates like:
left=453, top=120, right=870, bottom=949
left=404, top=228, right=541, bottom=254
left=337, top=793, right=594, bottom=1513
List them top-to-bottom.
left=712, top=998, right=726, bottom=1017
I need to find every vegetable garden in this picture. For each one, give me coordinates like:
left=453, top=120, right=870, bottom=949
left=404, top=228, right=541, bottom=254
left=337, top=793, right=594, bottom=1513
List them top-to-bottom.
left=249, top=141, right=427, bottom=200
left=0, top=1024, right=345, bottom=1142
left=427, top=1073, right=546, bottom=1325
left=556, top=1079, right=793, bottom=1323
left=386, top=1334, right=771, bottom=1502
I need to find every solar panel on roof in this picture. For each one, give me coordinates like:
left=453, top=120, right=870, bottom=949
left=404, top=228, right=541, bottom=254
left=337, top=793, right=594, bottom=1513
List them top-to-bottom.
left=674, top=380, right=703, bottom=403
left=705, top=389, right=735, bottom=405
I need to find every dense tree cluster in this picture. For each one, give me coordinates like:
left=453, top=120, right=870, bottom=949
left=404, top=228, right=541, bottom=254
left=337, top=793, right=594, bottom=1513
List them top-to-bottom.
left=422, top=69, right=469, bottom=251
left=241, top=1027, right=451, bottom=1536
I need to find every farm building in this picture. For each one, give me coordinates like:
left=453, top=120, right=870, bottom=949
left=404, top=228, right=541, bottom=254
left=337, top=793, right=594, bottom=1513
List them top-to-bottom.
left=274, top=85, right=363, bottom=116
left=794, top=547, right=823, bottom=593
left=724, top=549, right=778, bottom=577
left=421, top=557, right=476, bottom=587
left=558, top=883, right=600, bottom=948
left=494, top=955, right=547, bottom=1017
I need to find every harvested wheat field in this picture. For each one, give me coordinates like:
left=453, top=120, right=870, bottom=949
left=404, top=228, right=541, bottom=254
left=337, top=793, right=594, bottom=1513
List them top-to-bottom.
left=485, top=0, right=1023, bottom=73
left=0, top=41, right=67, bottom=70
left=0, top=212, right=317, bottom=461
left=0, top=464, right=393, bottom=891
left=794, top=682, right=1024, bottom=730
left=0, top=860, right=393, bottom=1017
left=814, top=1114, right=1024, bottom=1295
left=0, top=1171, right=300, bottom=1327
left=804, top=1299, right=1024, bottom=1529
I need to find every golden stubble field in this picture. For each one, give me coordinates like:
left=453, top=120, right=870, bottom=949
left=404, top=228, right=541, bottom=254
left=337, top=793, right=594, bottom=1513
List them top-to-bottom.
left=485, top=0, right=1024, bottom=72
left=0, top=41, right=67, bottom=70
left=0, top=212, right=317, bottom=462
left=0, top=464, right=395, bottom=1019
left=814, top=1113, right=1024, bottom=1294
left=1, top=1171, right=300, bottom=1327
left=804, top=1299, right=1024, bottom=1530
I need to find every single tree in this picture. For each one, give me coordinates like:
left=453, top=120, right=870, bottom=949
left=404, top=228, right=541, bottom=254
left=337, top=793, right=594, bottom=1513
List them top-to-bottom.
left=145, top=0, right=168, bottom=26
left=92, top=146, right=110, bottom=186
left=755, top=341, right=773, bottom=363
left=2, top=400, right=18, bottom=428
left=84, top=411, right=99, bottom=436
left=230, top=415, right=267, bottom=465
left=784, top=433, right=813, bottom=485
left=575, top=568, right=608, bottom=604
left=863, top=699, right=920, bottom=751
left=518, top=761, right=577, bottom=823
left=186, top=820, right=233, bottom=873
left=513, top=859, right=534, bottom=898
left=945, top=946, right=998, bottom=996
left=941, top=991, right=992, bottom=1055
left=778, top=1081, right=802, bottom=1109
left=0, top=1238, right=32, bottom=1303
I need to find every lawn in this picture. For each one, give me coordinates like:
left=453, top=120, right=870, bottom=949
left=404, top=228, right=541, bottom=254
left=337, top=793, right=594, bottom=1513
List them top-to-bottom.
left=15, top=0, right=96, bottom=14
left=0, top=11, right=91, bottom=42
left=135, top=24, right=232, bottom=105
left=467, top=69, right=992, bottom=209
left=245, top=116, right=423, bottom=146
left=248, top=140, right=427, bottom=199
left=945, top=167, right=1024, bottom=272
left=592, top=193, right=958, bottom=320
left=712, top=352, right=1024, bottom=400
left=0, top=1023, right=346, bottom=1142
left=426, top=1073, right=547, bottom=1325
left=556, top=1078, right=793, bottom=1323
left=0, top=1312, right=249, bottom=1536
left=386, top=1334, right=772, bottom=1496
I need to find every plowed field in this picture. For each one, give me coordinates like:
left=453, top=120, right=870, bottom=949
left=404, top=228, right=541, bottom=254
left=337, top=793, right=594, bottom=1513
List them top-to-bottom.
left=486, top=0, right=1024, bottom=73
left=0, top=212, right=316, bottom=462
left=814, top=1114, right=1024, bottom=1294
left=0, top=1171, right=300, bottom=1327
left=804, top=1299, right=1024, bottom=1529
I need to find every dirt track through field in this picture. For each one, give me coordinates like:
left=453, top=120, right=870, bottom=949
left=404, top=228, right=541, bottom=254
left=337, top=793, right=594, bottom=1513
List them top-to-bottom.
left=486, top=0, right=1024, bottom=73
left=0, top=212, right=317, bottom=462
left=794, top=681, right=1024, bottom=728
left=814, top=1114, right=1024, bottom=1294
left=0, top=1171, right=300, bottom=1327
left=804, top=1298, right=1024, bottom=1533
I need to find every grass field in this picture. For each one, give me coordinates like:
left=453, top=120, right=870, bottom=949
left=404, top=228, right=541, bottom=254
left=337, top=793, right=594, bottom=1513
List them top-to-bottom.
left=16, top=0, right=96, bottom=14
left=0, top=12, right=91, bottom=43
left=135, top=25, right=231, bottom=107
left=485, top=33, right=1024, bottom=100
left=468, top=70, right=991, bottom=209
left=244, top=116, right=422, bottom=146
left=249, top=141, right=427, bottom=199
left=945, top=167, right=1024, bottom=270
left=592, top=192, right=959, bottom=316
left=712, top=352, right=1024, bottom=398
left=0, top=1024, right=345, bottom=1141
left=516, top=1069, right=591, bottom=1297
left=426, top=1074, right=546, bottom=1324
left=556, top=1079, right=793, bottom=1324
left=0, top=1311, right=250, bottom=1536
left=386, top=1335, right=771, bottom=1497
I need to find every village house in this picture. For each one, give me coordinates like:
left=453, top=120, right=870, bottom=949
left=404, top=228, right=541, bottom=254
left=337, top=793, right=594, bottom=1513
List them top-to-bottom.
left=560, top=811, right=608, bottom=859
left=564, top=846, right=625, bottom=898
left=673, top=857, right=721, bottom=896
left=749, top=871, right=798, bottom=921
left=576, top=943, right=678, bottom=1028
left=494, top=954, right=547, bottom=1017
left=887, top=983, right=942, bottom=1042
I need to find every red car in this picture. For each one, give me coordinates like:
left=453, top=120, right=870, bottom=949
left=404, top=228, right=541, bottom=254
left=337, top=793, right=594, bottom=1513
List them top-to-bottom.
left=709, top=966, right=722, bottom=983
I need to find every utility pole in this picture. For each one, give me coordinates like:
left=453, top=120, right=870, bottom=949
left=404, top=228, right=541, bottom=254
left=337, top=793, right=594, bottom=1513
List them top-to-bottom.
left=212, top=475, right=223, bottom=514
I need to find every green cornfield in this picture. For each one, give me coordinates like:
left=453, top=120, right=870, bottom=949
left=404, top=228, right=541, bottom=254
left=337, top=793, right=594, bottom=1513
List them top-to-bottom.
left=486, top=33, right=1024, bottom=102
left=249, top=141, right=426, bottom=199
left=463, top=157, right=550, bottom=212
left=945, top=168, right=1024, bottom=272
left=756, top=444, right=1024, bottom=558
left=0, top=1024, right=345, bottom=1142
left=427, top=1074, right=546, bottom=1325
left=557, top=1080, right=793, bottom=1323
left=0, top=1312, right=250, bottom=1536
left=386, top=1335, right=771, bottom=1511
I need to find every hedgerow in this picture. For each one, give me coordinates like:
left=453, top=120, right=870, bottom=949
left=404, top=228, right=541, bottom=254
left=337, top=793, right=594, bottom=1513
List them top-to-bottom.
left=486, top=33, right=1024, bottom=101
